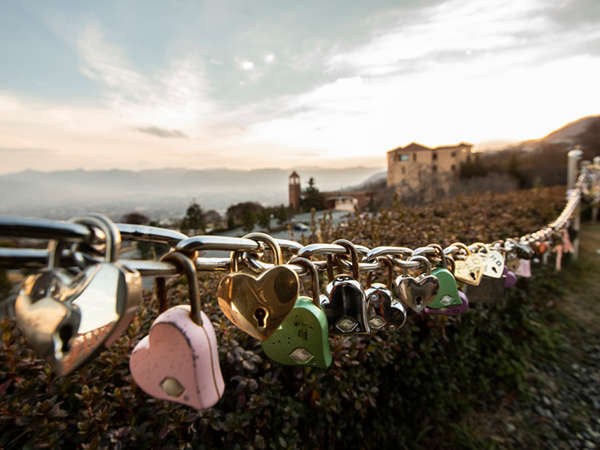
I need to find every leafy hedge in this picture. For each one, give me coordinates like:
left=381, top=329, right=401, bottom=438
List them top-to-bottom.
left=0, top=186, right=568, bottom=449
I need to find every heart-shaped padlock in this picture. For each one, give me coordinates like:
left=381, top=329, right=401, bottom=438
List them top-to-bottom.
left=15, top=214, right=141, bottom=375
left=217, top=233, right=299, bottom=340
left=321, top=240, right=369, bottom=334
left=451, top=243, right=484, bottom=286
left=419, top=245, right=461, bottom=310
left=130, top=252, right=225, bottom=410
left=393, top=255, right=439, bottom=313
left=262, top=257, right=331, bottom=368
left=365, top=257, right=407, bottom=330
left=515, top=259, right=531, bottom=278
left=504, top=267, right=517, bottom=288
left=426, top=290, right=469, bottom=316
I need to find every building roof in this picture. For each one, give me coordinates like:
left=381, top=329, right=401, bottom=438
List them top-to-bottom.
left=388, top=142, right=473, bottom=154
left=289, top=171, right=300, bottom=177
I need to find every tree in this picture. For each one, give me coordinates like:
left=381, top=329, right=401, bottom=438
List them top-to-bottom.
left=300, top=177, right=325, bottom=211
left=180, top=201, right=206, bottom=235
left=226, top=202, right=264, bottom=228
left=242, top=209, right=257, bottom=232
left=204, top=210, right=222, bottom=228
left=258, top=210, right=271, bottom=231
left=121, top=212, right=149, bottom=225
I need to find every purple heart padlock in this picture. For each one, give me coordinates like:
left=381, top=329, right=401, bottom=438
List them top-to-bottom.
left=504, top=267, right=517, bottom=288
left=425, top=290, right=468, bottom=316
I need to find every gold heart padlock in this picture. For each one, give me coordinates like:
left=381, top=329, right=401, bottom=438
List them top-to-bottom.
left=216, top=232, right=299, bottom=340
left=451, top=242, right=484, bottom=286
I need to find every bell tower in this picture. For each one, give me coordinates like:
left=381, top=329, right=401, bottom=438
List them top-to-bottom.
left=289, top=171, right=301, bottom=210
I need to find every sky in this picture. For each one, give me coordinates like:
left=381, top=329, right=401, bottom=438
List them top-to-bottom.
left=1, top=0, right=599, bottom=173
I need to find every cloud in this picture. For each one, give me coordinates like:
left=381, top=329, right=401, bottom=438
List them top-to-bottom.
left=77, top=23, right=214, bottom=131
left=264, top=53, right=275, bottom=64
left=240, top=60, right=255, bottom=71
left=135, top=126, right=188, bottom=138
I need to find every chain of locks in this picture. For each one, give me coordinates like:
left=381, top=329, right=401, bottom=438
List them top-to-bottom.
left=0, top=166, right=598, bottom=411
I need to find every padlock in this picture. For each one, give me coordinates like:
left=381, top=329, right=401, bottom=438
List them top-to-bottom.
left=15, top=214, right=141, bottom=375
left=217, top=233, right=299, bottom=340
left=321, top=239, right=369, bottom=335
left=512, top=241, right=535, bottom=260
left=451, top=242, right=484, bottom=286
left=422, top=245, right=461, bottom=310
left=481, top=245, right=505, bottom=279
left=130, top=251, right=225, bottom=410
left=393, top=255, right=439, bottom=313
left=364, top=256, right=407, bottom=330
left=262, top=257, right=332, bottom=368
left=515, top=259, right=531, bottom=278
left=504, top=267, right=517, bottom=288
left=465, top=275, right=505, bottom=304
left=425, top=290, right=468, bottom=316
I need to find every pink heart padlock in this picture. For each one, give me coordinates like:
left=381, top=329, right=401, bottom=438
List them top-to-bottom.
left=130, top=252, right=225, bottom=410
left=515, top=259, right=531, bottom=278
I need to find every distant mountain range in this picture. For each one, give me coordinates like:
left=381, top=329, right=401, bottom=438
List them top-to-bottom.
left=1, top=115, right=597, bottom=221
left=0, top=167, right=383, bottom=220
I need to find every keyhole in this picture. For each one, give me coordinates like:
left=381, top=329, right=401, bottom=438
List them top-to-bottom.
left=492, top=266, right=498, bottom=273
left=470, top=272, right=476, bottom=280
left=415, top=296, right=423, bottom=305
left=254, top=307, right=267, bottom=328
left=57, top=324, right=74, bottom=353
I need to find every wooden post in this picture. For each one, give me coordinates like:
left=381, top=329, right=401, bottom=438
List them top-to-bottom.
left=567, top=148, right=582, bottom=259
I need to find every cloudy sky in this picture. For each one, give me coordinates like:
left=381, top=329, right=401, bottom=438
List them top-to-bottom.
left=1, top=0, right=599, bottom=173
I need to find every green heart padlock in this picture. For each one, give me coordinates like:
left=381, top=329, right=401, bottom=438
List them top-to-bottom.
left=417, top=245, right=461, bottom=310
left=261, top=257, right=332, bottom=369
left=429, top=266, right=461, bottom=309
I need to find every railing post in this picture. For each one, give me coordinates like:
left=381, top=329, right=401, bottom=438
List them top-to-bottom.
left=568, top=147, right=583, bottom=259
left=593, top=156, right=600, bottom=222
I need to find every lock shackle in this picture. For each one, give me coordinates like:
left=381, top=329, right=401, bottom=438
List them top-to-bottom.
left=48, top=214, right=120, bottom=269
left=230, top=232, right=283, bottom=273
left=332, top=239, right=360, bottom=280
left=449, top=242, right=470, bottom=258
left=427, top=243, right=447, bottom=268
left=158, top=251, right=203, bottom=326
left=407, top=255, right=432, bottom=275
left=288, top=256, right=321, bottom=308
left=366, top=256, right=394, bottom=288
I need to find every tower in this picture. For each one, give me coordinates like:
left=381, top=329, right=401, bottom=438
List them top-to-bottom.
left=289, top=171, right=301, bottom=210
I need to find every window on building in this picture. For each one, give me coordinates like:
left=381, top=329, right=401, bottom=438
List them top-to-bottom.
left=451, top=151, right=456, bottom=157
left=432, top=152, right=438, bottom=161
left=413, top=153, right=416, bottom=161
left=399, top=154, right=409, bottom=161
left=451, top=164, right=456, bottom=172
left=432, top=165, right=438, bottom=173
left=401, top=166, right=406, bottom=174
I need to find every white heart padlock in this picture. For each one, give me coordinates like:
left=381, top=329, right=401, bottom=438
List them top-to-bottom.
left=129, top=251, right=225, bottom=410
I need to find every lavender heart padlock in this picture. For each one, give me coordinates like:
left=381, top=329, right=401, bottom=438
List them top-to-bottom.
left=130, top=252, right=225, bottom=410
left=504, top=267, right=517, bottom=288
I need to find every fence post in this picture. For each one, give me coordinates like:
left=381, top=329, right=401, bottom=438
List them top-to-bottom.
left=567, top=147, right=583, bottom=259
left=593, top=156, right=600, bottom=222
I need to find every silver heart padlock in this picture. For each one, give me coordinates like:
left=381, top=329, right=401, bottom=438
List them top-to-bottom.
left=15, top=214, right=141, bottom=375
left=321, top=240, right=369, bottom=334
left=130, top=251, right=225, bottom=410
left=393, top=255, right=439, bottom=313
left=365, top=257, right=407, bottom=330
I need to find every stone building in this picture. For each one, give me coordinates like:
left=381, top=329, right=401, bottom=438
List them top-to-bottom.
left=386, top=142, right=472, bottom=197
